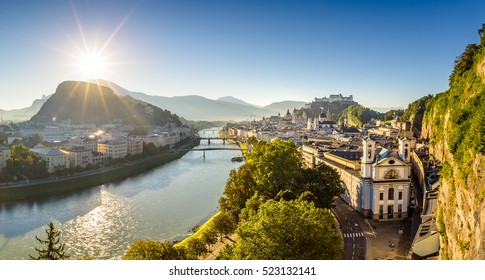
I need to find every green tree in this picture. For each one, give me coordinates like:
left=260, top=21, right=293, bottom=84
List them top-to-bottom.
left=0, top=132, right=8, bottom=145
left=32, top=133, right=43, bottom=145
left=246, top=136, right=258, bottom=150
left=10, top=138, right=21, bottom=146
left=219, top=138, right=343, bottom=223
left=245, top=139, right=303, bottom=198
left=142, top=142, right=160, bottom=156
left=5, top=145, right=48, bottom=180
left=219, top=164, right=257, bottom=221
left=296, top=164, right=343, bottom=209
left=274, top=189, right=297, bottom=201
left=298, top=190, right=319, bottom=205
left=238, top=192, right=265, bottom=222
left=228, top=199, right=344, bottom=260
left=212, top=212, right=236, bottom=241
left=30, top=221, right=69, bottom=260
left=201, top=229, right=218, bottom=252
left=186, top=238, right=208, bottom=259
left=122, top=240, right=187, bottom=260
left=216, top=243, right=236, bottom=260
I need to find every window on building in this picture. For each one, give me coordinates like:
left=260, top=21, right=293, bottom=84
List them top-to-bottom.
left=388, top=188, right=394, bottom=200
left=398, top=192, right=402, bottom=200
left=379, top=193, right=384, bottom=200
left=398, top=204, right=402, bottom=218
left=379, top=205, right=383, bottom=219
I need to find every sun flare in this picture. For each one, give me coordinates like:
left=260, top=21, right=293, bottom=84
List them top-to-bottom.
left=77, top=52, right=106, bottom=78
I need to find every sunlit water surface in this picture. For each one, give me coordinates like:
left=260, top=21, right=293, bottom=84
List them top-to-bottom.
left=0, top=128, right=242, bottom=259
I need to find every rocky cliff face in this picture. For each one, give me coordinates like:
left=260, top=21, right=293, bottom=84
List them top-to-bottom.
left=422, top=29, right=485, bottom=259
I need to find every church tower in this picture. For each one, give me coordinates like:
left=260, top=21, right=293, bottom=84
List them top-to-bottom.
left=361, top=137, right=376, bottom=178
left=398, top=137, right=411, bottom=163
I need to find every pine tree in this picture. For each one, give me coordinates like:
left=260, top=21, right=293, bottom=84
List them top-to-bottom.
left=30, top=221, right=69, bottom=260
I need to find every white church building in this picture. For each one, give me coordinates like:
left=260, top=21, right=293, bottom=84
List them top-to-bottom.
left=308, top=137, right=412, bottom=221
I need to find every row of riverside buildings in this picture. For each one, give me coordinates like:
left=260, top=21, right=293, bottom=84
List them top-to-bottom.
left=0, top=120, right=191, bottom=175
left=0, top=131, right=186, bottom=174
left=25, top=136, right=144, bottom=173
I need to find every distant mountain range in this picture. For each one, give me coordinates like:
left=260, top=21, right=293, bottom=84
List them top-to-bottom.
left=0, top=79, right=307, bottom=122
left=92, top=80, right=306, bottom=121
left=0, top=96, right=49, bottom=122
left=217, top=96, right=261, bottom=108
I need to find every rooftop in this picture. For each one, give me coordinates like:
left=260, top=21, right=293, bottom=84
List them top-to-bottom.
left=31, top=148, right=68, bottom=156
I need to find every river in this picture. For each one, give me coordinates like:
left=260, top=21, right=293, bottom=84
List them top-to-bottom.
left=0, top=128, right=243, bottom=260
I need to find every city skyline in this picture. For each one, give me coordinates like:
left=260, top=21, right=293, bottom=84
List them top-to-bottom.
left=1, top=0, right=484, bottom=110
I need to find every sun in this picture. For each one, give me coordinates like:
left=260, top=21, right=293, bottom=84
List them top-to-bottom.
left=62, top=3, right=135, bottom=81
left=77, top=51, right=106, bottom=78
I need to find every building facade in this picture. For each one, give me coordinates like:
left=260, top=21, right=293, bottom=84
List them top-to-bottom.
left=160, top=133, right=181, bottom=147
left=69, top=136, right=99, bottom=152
left=305, top=137, right=411, bottom=221
left=126, top=138, right=143, bottom=155
left=98, top=140, right=128, bottom=159
left=67, top=147, right=92, bottom=168
left=31, top=148, right=70, bottom=173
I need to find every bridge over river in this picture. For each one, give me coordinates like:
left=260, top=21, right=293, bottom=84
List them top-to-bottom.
left=197, top=136, right=237, bottom=144
left=174, top=147, right=248, bottom=158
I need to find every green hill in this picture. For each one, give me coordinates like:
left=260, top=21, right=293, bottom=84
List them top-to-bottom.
left=31, top=81, right=181, bottom=126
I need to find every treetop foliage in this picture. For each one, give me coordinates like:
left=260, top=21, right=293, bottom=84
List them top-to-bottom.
left=345, top=105, right=382, bottom=127
left=219, top=139, right=343, bottom=222
left=0, top=144, right=48, bottom=182
left=220, top=199, right=344, bottom=260
left=30, top=221, right=69, bottom=260
left=122, top=240, right=187, bottom=260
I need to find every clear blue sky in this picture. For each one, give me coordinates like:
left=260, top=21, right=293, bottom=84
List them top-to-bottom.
left=0, top=0, right=484, bottom=110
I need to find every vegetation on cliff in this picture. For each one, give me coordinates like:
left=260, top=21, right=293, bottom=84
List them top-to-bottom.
left=422, top=24, right=485, bottom=259
left=401, top=94, right=433, bottom=136
left=343, top=104, right=382, bottom=127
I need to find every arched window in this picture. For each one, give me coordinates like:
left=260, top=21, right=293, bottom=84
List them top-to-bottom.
left=384, top=169, right=399, bottom=179
left=388, top=188, right=394, bottom=200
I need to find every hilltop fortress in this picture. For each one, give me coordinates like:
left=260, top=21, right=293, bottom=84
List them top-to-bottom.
left=305, top=94, right=355, bottom=108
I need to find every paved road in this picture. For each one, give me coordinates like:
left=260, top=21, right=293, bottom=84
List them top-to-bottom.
left=332, top=198, right=366, bottom=260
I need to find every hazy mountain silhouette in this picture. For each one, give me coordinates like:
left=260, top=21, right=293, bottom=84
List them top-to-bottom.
left=1, top=79, right=307, bottom=123
left=92, top=79, right=304, bottom=121
left=31, top=81, right=181, bottom=126
left=0, top=96, right=49, bottom=122
left=217, top=96, right=261, bottom=108
left=264, top=100, right=307, bottom=115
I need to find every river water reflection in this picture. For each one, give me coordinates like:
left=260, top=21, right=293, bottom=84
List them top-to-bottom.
left=0, top=128, right=242, bottom=259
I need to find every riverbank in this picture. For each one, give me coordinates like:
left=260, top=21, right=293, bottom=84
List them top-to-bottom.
left=0, top=137, right=200, bottom=203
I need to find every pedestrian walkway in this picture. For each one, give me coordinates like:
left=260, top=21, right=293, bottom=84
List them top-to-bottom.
left=361, top=217, right=413, bottom=260
left=343, top=232, right=365, bottom=238
left=204, top=235, right=236, bottom=260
